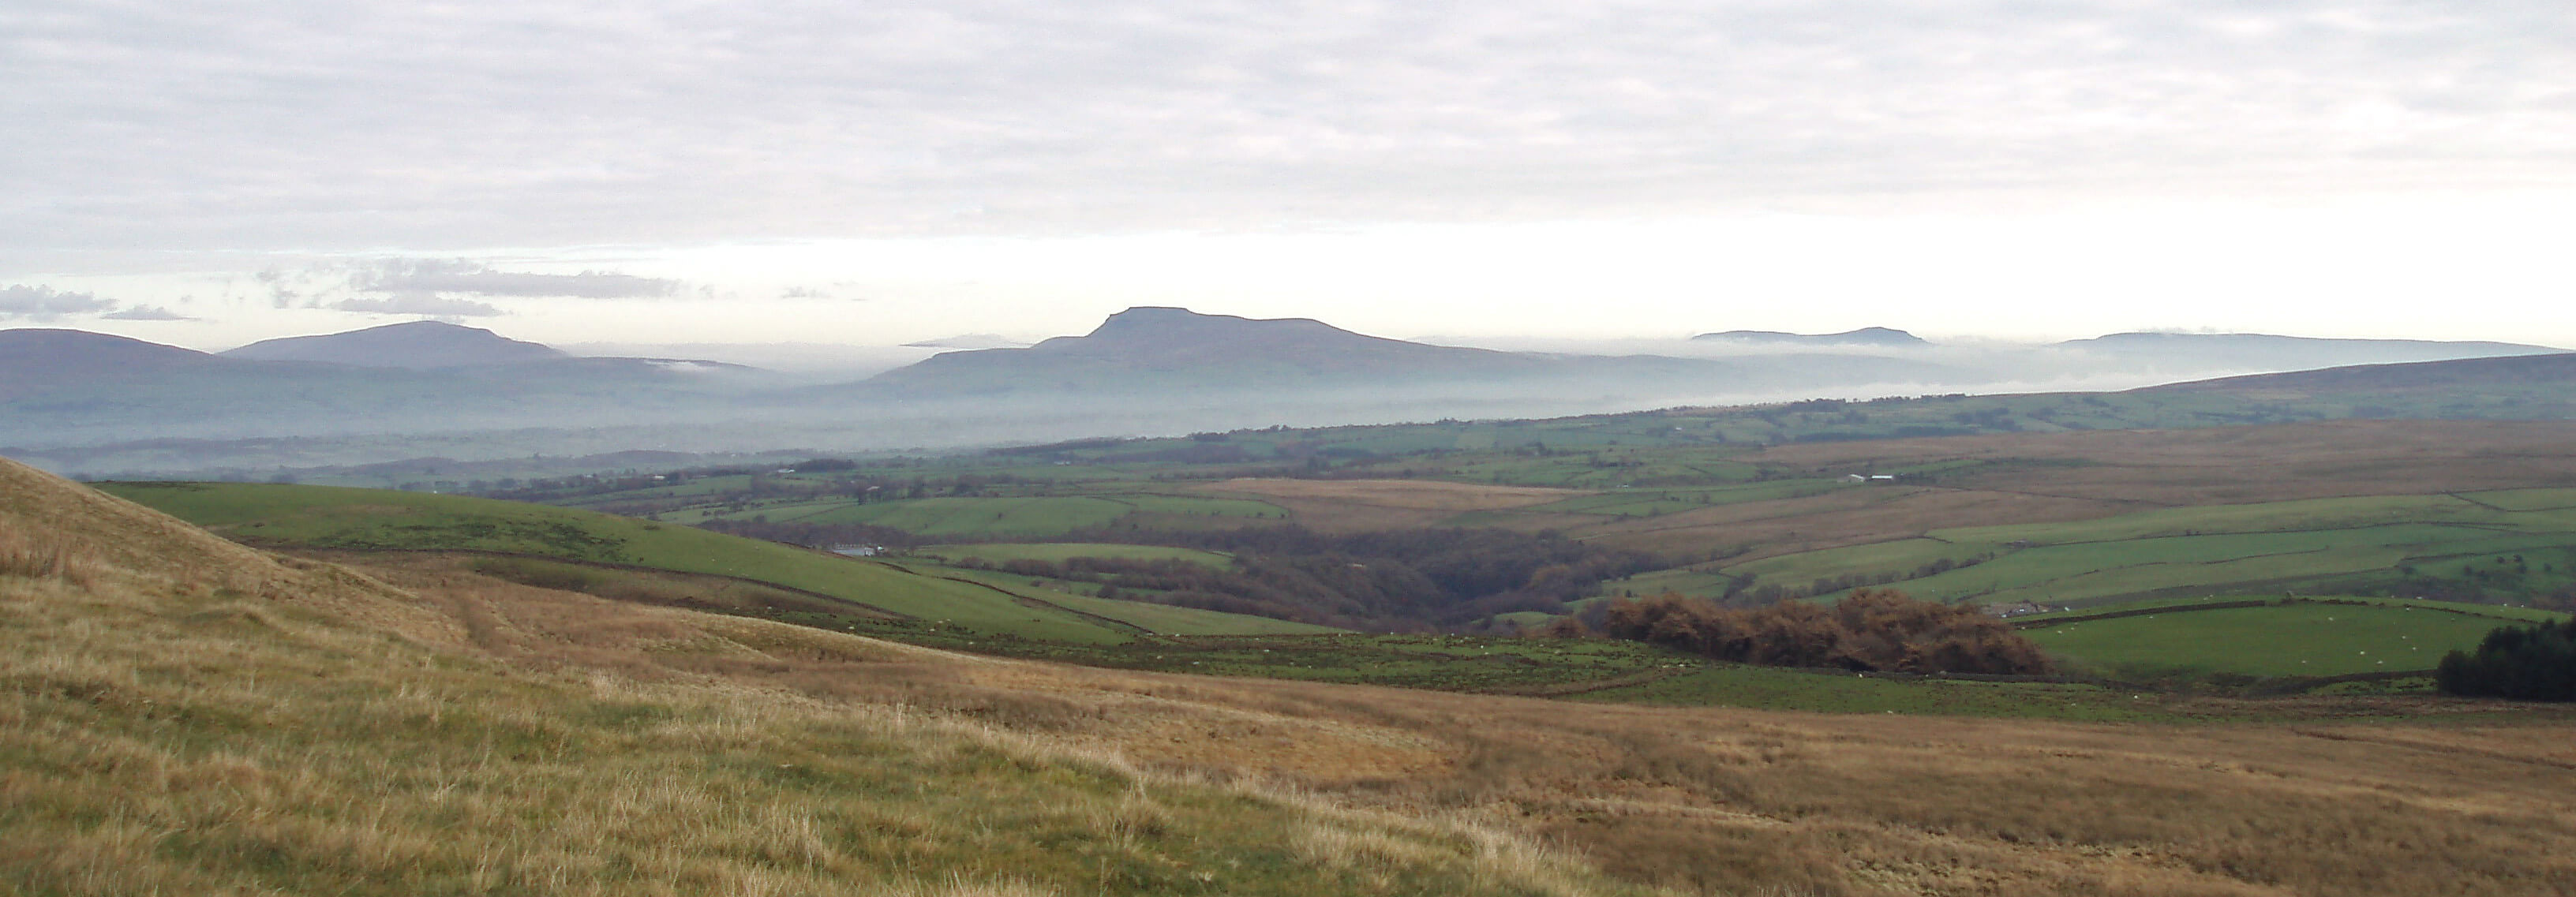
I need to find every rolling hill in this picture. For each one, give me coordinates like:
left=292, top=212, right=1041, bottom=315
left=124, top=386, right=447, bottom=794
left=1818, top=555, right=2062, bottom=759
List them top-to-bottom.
left=13, top=312, right=2576, bottom=479
left=222, top=320, right=569, bottom=368
left=0, top=323, right=777, bottom=448
left=0, top=328, right=239, bottom=399
left=2057, top=331, right=2563, bottom=372
left=2152, top=349, right=2576, bottom=394
left=10, top=453, right=2576, bottom=895
left=88, top=480, right=1324, bottom=642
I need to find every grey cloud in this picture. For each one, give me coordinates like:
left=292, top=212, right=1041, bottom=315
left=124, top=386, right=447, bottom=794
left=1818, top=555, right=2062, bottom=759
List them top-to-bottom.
left=3, top=2, right=2571, bottom=250
left=356, top=259, right=680, bottom=299
left=0, top=285, right=117, bottom=320
left=329, top=294, right=506, bottom=317
left=98, top=305, right=196, bottom=321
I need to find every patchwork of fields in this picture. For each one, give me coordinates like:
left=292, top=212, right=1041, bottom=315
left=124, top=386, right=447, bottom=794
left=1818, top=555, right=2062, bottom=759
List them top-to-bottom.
left=84, top=417, right=2576, bottom=708
left=1676, top=488, right=2576, bottom=607
left=665, top=492, right=1288, bottom=536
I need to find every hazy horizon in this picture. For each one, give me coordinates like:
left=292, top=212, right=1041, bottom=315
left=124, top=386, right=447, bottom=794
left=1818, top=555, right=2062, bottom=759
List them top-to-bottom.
left=6, top=2, right=2573, bottom=349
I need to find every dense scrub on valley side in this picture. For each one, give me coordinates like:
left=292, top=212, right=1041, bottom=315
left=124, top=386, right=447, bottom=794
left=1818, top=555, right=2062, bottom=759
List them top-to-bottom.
left=1592, top=589, right=2055, bottom=675
left=2440, top=619, right=2576, bottom=701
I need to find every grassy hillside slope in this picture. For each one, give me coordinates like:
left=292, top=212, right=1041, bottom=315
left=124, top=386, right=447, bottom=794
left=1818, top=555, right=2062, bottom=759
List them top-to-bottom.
left=13, top=457, right=2576, bottom=895
left=2, top=458, right=1649, bottom=896
left=92, top=481, right=1308, bottom=642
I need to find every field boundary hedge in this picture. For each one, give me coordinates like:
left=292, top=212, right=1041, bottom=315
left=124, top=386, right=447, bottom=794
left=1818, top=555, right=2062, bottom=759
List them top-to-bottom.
left=2013, top=596, right=2547, bottom=630
left=2012, top=600, right=2271, bottom=628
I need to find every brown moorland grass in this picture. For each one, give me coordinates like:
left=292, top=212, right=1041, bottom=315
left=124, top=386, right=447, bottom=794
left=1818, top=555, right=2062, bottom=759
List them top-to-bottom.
left=1543, top=420, right=2576, bottom=560
left=1745, top=420, right=2576, bottom=507
left=9, top=456, right=2576, bottom=895
left=0, top=457, right=1649, bottom=897
left=1199, top=478, right=1591, bottom=531
left=1586, top=488, right=2125, bottom=562
left=208, top=555, right=2576, bottom=896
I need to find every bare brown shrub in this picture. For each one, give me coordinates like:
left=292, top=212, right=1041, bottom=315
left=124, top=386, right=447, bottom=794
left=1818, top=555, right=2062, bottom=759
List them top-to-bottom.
left=1599, top=588, right=2054, bottom=674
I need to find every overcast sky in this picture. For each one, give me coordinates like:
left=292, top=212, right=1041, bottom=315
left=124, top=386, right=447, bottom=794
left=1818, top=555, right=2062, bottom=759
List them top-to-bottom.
left=4, top=0, right=2571, bottom=349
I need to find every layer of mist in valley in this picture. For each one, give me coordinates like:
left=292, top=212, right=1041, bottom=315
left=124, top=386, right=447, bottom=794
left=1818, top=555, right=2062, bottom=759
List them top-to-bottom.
left=6, top=309, right=2569, bottom=480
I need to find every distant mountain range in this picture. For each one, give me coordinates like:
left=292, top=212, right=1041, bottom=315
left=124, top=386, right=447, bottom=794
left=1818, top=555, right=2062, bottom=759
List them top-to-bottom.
left=858, top=307, right=1959, bottom=400
left=6, top=310, right=2572, bottom=474
left=0, top=323, right=762, bottom=447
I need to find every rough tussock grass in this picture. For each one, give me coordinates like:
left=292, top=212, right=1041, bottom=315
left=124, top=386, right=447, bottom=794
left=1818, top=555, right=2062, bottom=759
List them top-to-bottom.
left=9, top=454, right=2576, bottom=895
left=0, top=457, right=1644, bottom=897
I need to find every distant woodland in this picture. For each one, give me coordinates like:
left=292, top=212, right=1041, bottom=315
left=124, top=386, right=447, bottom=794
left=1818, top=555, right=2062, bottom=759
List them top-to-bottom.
left=2439, top=619, right=2576, bottom=701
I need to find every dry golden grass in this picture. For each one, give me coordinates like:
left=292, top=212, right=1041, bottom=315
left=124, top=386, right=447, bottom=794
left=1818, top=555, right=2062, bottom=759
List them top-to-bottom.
left=8, top=454, right=2576, bottom=895
left=0, top=457, right=1647, bottom=897
left=0, top=526, right=94, bottom=585
left=302, top=554, right=2576, bottom=897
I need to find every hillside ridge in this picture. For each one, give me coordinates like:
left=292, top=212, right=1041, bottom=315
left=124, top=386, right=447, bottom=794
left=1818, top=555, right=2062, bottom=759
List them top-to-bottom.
left=223, top=320, right=569, bottom=368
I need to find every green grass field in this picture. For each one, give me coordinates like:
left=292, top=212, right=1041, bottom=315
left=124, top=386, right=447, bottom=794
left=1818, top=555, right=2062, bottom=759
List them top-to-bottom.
left=95, top=483, right=1140, bottom=642
left=1709, top=488, right=2576, bottom=607
left=679, top=493, right=1288, bottom=536
left=786, top=496, right=1136, bottom=535
left=917, top=542, right=1234, bottom=567
left=894, top=566, right=1338, bottom=637
left=1597, top=566, right=1742, bottom=600
left=2022, top=598, right=2568, bottom=678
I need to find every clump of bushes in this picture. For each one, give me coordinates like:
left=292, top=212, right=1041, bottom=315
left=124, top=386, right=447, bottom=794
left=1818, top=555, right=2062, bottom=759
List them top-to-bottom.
left=1595, top=588, right=2054, bottom=675
left=2437, top=619, right=2576, bottom=701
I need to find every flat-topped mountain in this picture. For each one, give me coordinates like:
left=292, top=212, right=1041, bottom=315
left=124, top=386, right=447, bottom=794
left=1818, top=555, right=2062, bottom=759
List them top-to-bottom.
left=1018, top=306, right=1530, bottom=368
left=865, top=307, right=1559, bottom=393
left=223, top=320, right=567, bottom=369
left=1692, top=327, right=1927, bottom=347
